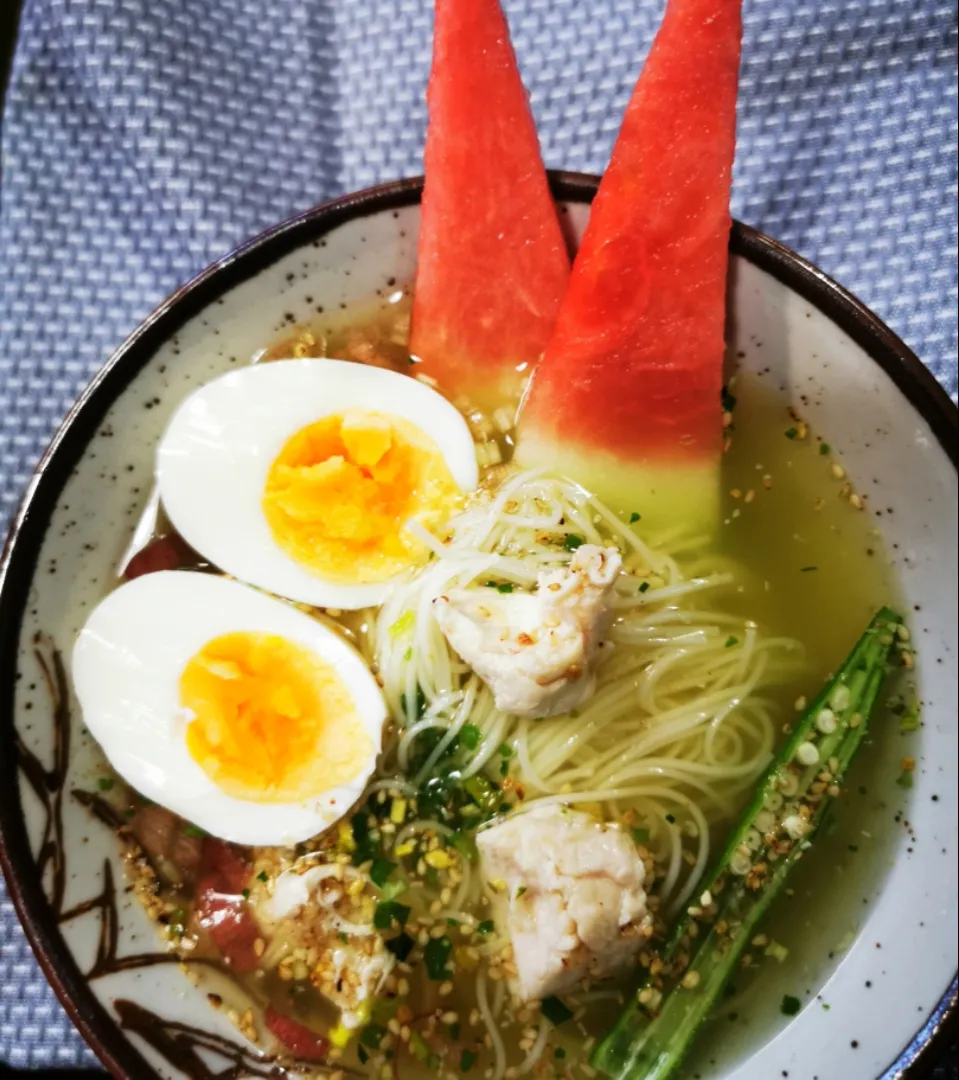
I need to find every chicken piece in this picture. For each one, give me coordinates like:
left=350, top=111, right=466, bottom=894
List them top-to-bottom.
left=433, top=544, right=622, bottom=718
left=477, top=805, right=651, bottom=1001
left=267, top=864, right=394, bottom=1029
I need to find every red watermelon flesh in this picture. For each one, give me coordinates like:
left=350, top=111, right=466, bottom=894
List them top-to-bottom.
left=410, top=0, right=571, bottom=410
left=516, top=0, right=742, bottom=523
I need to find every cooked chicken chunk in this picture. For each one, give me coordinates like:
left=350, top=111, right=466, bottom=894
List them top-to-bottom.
left=433, top=544, right=621, bottom=718
left=477, top=805, right=651, bottom=1001
left=266, top=864, right=394, bottom=1029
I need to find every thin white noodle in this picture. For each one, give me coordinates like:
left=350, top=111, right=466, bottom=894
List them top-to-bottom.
left=477, top=970, right=507, bottom=1080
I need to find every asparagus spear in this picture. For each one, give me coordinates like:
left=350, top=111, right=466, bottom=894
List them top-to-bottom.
left=593, top=607, right=905, bottom=1080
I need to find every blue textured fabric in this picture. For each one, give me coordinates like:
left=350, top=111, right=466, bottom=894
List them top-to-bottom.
left=0, top=0, right=956, bottom=1069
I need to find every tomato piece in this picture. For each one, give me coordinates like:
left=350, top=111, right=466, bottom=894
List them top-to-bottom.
left=123, top=534, right=192, bottom=580
left=195, top=838, right=260, bottom=973
left=264, top=1007, right=330, bottom=1063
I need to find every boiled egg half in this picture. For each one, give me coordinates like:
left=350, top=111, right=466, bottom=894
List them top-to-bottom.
left=156, top=359, right=479, bottom=609
left=72, top=571, right=386, bottom=845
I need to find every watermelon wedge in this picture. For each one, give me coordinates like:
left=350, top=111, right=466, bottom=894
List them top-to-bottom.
left=409, top=0, right=571, bottom=411
left=515, top=0, right=742, bottom=528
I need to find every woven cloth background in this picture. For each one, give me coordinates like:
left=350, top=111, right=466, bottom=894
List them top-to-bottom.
left=0, top=0, right=956, bottom=1070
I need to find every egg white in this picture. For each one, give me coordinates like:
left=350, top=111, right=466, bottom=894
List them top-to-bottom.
left=156, top=359, right=479, bottom=609
left=72, top=571, right=387, bottom=846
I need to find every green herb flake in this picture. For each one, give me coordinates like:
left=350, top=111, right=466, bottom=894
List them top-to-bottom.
left=721, top=386, right=737, bottom=414
left=784, top=427, right=799, bottom=440
left=819, top=442, right=832, bottom=456
left=629, top=512, right=642, bottom=524
left=563, top=534, right=585, bottom=552
left=800, top=566, right=818, bottom=573
left=639, top=581, right=650, bottom=594
left=497, top=582, right=514, bottom=594
left=389, top=611, right=416, bottom=639
left=725, top=636, right=738, bottom=648
left=403, top=646, right=413, bottom=662
left=400, top=686, right=428, bottom=723
left=899, top=709, right=920, bottom=733
left=459, top=724, right=481, bottom=750
left=498, top=743, right=514, bottom=758
left=895, top=769, right=914, bottom=789
left=97, top=777, right=115, bottom=792
left=665, top=813, right=676, bottom=824
left=183, top=823, right=205, bottom=837
left=631, top=828, right=651, bottom=844
left=848, top=844, right=859, bottom=853
left=370, top=858, right=397, bottom=888
left=257, top=871, right=269, bottom=883
left=515, top=886, right=527, bottom=899
left=241, top=888, right=250, bottom=900
left=373, top=901, right=411, bottom=931
left=477, top=920, right=495, bottom=935
left=338, top=931, right=349, bottom=944
left=385, top=931, right=414, bottom=962
left=424, top=935, right=452, bottom=980
left=781, top=995, right=802, bottom=1017
left=541, top=996, right=574, bottom=1026
left=822, top=1003, right=831, bottom=1011
left=360, top=1024, right=388, bottom=1050
left=410, top=1032, right=431, bottom=1063
left=358, top=1047, right=370, bottom=1065
left=554, top=1048, right=567, bottom=1060
left=460, top=1050, right=479, bottom=1073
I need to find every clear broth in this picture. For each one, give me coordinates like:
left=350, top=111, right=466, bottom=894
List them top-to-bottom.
left=112, top=293, right=908, bottom=1080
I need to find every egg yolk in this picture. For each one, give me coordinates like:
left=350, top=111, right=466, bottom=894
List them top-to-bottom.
left=262, top=409, right=462, bottom=584
left=180, top=632, right=373, bottom=803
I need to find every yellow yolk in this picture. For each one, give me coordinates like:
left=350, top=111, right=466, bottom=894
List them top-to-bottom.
left=262, top=409, right=462, bottom=584
left=180, top=632, right=372, bottom=802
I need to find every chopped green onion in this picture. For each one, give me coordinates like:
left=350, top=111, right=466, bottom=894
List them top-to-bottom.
left=720, top=386, right=737, bottom=413
left=784, top=427, right=798, bottom=440
left=819, top=442, right=831, bottom=455
left=629, top=512, right=642, bottom=523
left=563, top=534, right=585, bottom=552
left=800, top=566, right=818, bottom=573
left=639, top=581, right=650, bottom=594
left=497, top=582, right=514, bottom=593
left=725, top=636, right=738, bottom=648
left=459, top=724, right=482, bottom=750
left=895, top=770, right=914, bottom=789
left=97, top=777, right=114, bottom=792
left=183, top=823, right=205, bottom=837
left=631, top=828, right=650, bottom=844
left=370, top=858, right=397, bottom=888
left=257, top=871, right=268, bottom=883
left=240, top=888, right=250, bottom=900
left=373, top=901, right=411, bottom=930
left=477, top=920, right=494, bottom=935
left=385, top=932, right=414, bottom=961
left=424, top=936, right=452, bottom=980
left=360, top=1024, right=387, bottom=1049
left=410, top=1032, right=431, bottom=1062
left=461, top=1049, right=479, bottom=1072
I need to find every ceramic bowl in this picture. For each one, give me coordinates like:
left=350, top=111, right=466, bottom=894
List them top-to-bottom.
left=0, top=174, right=955, bottom=1080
